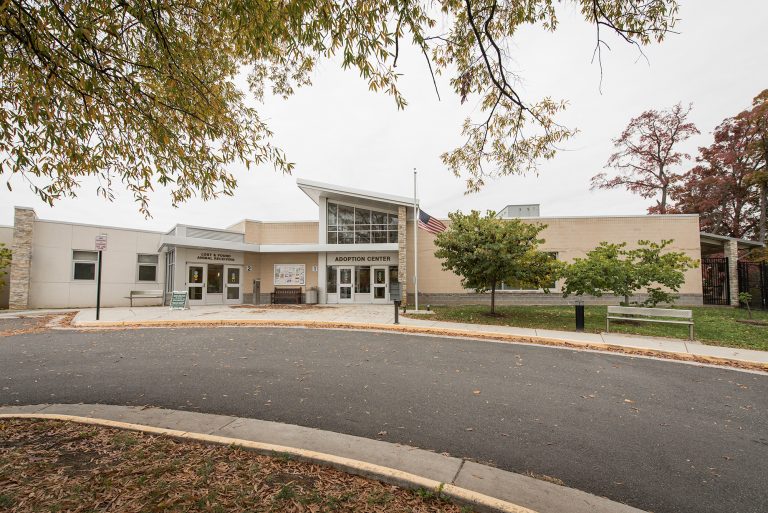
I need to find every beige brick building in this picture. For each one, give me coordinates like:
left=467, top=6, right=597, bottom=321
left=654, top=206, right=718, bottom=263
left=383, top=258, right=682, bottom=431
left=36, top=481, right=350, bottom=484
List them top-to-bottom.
left=3, top=179, right=730, bottom=310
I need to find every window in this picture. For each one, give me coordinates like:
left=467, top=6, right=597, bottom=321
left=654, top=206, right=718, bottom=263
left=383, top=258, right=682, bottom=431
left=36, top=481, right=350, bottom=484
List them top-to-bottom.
left=327, top=202, right=398, bottom=244
left=165, top=250, right=175, bottom=293
left=72, top=251, right=98, bottom=280
left=137, top=254, right=159, bottom=282
left=207, top=263, right=223, bottom=293
left=327, top=266, right=337, bottom=293
left=355, top=266, right=370, bottom=293
left=389, top=266, right=399, bottom=284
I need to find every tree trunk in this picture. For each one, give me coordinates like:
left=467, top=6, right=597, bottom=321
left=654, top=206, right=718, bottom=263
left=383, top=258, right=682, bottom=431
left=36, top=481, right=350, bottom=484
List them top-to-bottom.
left=761, top=138, right=768, bottom=244
left=760, top=182, right=767, bottom=244
left=659, top=184, right=667, bottom=214
left=491, top=282, right=496, bottom=315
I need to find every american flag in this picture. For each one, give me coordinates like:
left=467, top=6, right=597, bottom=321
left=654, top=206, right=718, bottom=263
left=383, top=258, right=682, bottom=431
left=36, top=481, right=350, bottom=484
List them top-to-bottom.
left=418, top=210, right=447, bottom=235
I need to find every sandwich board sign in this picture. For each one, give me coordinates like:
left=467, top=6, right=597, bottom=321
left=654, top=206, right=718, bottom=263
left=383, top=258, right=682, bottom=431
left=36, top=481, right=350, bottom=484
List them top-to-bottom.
left=169, top=290, right=189, bottom=310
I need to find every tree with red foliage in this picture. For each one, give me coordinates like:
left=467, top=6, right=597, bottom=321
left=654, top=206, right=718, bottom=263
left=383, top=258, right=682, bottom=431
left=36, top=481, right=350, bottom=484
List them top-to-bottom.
left=740, top=90, right=768, bottom=243
left=592, top=103, right=699, bottom=214
left=667, top=116, right=760, bottom=239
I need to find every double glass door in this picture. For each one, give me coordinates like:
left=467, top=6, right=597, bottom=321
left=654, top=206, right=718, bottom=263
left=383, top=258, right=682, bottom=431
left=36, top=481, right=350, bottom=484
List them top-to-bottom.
left=187, top=264, right=242, bottom=305
left=333, top=266, right=390, bottom=303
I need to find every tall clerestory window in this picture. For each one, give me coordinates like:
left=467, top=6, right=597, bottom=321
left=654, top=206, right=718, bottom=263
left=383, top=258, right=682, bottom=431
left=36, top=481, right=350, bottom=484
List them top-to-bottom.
left=327, top=202, right=398, bottom=244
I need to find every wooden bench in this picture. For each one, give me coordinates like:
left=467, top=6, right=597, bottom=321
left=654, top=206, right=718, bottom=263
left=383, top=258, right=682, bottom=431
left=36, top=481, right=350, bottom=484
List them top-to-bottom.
left=270, top=287, right=302, bottom=305
left=126, top=289, right=164, bottom=307
left=606, top=306, right=694, bottom=340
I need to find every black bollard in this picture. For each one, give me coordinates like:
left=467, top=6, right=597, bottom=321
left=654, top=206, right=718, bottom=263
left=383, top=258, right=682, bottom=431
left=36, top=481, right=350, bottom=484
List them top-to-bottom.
left=394, top=300, right=401, bottom=324
left=575, top=302, right=585, bottom=332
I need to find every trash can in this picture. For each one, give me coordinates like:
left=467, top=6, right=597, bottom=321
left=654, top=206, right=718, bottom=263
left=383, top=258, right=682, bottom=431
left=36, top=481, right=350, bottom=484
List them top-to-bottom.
left=305, top=287, right=318, bottom=304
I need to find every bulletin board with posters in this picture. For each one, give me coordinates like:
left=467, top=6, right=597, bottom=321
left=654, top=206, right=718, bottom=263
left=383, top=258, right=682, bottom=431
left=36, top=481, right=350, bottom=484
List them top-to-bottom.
left=273, top=264, right=306, bottom=286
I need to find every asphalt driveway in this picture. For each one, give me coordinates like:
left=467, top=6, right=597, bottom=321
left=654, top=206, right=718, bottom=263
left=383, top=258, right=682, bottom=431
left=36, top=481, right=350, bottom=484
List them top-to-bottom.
left=1, top=326, right=766, bottom=513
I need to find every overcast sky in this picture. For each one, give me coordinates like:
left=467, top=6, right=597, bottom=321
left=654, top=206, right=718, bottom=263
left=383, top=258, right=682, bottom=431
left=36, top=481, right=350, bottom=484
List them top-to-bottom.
left=2, top=1, right=767, bottom=230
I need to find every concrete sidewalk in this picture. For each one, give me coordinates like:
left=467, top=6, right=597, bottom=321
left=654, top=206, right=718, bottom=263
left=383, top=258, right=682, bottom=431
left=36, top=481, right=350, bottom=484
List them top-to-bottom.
left=66, top=304, right=768, bottom=367
left=400, top=316, right=768, bottom=366
left=0, top=403, right=644, bottom=513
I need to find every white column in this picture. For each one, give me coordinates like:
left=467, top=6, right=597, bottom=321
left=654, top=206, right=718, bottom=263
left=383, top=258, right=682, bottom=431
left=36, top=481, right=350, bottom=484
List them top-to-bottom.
left=413, top=170, right=419, bottom=311
left=318, top=253, right=327, bottom=304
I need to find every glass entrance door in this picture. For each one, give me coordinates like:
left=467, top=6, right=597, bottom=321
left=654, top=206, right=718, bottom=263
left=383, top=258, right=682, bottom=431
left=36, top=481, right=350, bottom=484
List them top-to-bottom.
left=206, top=264, right=224, bottom=304
left=187, top=265, right=205, bottom=305
left=224, top=266, right=242, bottom=304
left=338, top=266, right=354, bottom=303
left=371, top=266, right=388, bottom=303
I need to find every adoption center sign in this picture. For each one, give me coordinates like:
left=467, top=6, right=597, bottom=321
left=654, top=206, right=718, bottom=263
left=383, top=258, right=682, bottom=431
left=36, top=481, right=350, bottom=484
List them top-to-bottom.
left=328, top=252, right=397, bottom=265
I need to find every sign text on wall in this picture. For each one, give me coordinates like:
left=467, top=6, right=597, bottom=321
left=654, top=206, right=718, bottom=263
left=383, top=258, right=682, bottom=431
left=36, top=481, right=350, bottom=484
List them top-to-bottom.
left=195, top=252, right=236, bottom=262
left=329, top=253, right=397, bottom=264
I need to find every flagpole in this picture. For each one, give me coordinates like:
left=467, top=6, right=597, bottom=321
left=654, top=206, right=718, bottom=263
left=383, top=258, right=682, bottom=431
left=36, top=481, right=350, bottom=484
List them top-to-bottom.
left=413, top=168, right=418, bottom=311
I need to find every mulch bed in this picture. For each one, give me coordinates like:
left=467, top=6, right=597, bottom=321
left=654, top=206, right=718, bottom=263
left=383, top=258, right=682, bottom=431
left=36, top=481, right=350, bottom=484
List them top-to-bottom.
left=0, top=315, right=59, bottom=338
left=0, top=419, right=471, bottom=512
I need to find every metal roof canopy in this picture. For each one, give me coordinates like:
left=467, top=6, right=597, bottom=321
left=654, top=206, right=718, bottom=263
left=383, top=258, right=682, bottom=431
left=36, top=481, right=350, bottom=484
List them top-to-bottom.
left=297, top=178, right=418, bottom=212
left=700, top=231, right=764, bottom=250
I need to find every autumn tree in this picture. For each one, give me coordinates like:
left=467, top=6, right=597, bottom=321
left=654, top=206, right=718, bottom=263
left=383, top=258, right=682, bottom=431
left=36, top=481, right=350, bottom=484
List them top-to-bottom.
left=1, top=1, right=680, bottom=214
left=741, top=90, right=768, bottom=243
left=591, top=103, right=699, bottom=214
left=667, top=116, right=761, bottom=239
left=433, top=211, right=560, bottom=314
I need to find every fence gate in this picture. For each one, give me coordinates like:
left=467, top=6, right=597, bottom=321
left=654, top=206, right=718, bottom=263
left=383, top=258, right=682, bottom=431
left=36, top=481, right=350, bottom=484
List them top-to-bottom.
left=701, top=258, right=730, bottom=305
left=737, top=261, right=768, bottom=310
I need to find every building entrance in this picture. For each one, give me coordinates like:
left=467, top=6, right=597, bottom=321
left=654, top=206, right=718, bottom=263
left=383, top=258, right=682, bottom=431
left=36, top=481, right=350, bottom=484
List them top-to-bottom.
left=186, top=263, right=243, bottom=305
left=327, top=264, right=397, bottom=304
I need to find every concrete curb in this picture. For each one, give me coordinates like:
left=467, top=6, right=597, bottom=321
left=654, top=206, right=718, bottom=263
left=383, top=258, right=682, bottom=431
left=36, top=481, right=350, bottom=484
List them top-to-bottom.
left=70, top=317, right=768, bottom=372
left=0, top=404, right=646, bottom=513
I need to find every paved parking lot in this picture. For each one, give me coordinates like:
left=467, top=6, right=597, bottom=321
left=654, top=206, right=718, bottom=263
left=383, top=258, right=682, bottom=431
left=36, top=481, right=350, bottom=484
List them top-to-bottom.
left=1, top=326, right=767, bottom=513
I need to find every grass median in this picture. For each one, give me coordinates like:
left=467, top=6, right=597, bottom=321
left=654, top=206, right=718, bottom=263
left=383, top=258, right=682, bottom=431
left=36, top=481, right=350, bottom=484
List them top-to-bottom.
left=407, top=305, right=768, bottom=351
left=0, top=419, right=475, bottom=513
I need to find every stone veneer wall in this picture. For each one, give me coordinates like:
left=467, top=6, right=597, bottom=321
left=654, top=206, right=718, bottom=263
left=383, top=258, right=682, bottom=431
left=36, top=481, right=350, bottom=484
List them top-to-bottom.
left=397, top=206, right=407, bottom=305
left=9, top=207, right=36, bottom=310
left=725, top=239, right=740, bottom=306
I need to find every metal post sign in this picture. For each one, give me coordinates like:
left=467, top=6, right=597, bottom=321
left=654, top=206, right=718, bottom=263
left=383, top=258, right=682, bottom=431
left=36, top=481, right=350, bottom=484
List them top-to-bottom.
left=94, top=234, right=107, bottom=320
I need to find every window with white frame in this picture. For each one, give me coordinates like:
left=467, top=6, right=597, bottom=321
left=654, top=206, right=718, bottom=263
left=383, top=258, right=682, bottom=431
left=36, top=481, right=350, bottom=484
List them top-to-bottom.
left=327, top=202, right=398, bottom=244
left=72, top=250, right=98, bottom=280
left=165, top=250, right=175, bottom=292
left=137, top=254, right=159, bottom=282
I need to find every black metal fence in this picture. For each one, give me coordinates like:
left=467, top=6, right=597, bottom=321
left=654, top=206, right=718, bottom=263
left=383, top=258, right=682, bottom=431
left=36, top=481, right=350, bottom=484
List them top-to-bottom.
left=701, top=258, right=730, bottom=305
left=737, top=260, right=768, bottom=310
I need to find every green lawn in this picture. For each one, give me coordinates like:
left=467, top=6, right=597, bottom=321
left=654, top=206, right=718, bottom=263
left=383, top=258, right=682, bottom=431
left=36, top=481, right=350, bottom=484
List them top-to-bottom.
left=407, top=305, right=768, bottom=351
